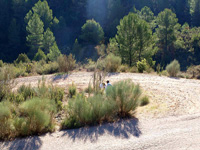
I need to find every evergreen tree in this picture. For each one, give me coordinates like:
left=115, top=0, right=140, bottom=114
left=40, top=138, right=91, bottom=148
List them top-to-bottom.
left=25, top=0, right=58, bottom=30
left=192, top=0, right=200, bottom=26
left=155, top=9, right=179, bottom=65
left=115, top=12, right=154, bottom=66
left=26, top=13, right=44, bottom=58
left=80, top=19, right=104, bottom=45
left=43, top=28, right=55, bottom=54
left=47, top=42, right=61, bottom=61
left=34, top=48, right=46, bottom=61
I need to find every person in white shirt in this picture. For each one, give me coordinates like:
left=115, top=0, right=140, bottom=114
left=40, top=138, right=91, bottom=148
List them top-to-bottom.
left=106, top=80, right=112, bottom=90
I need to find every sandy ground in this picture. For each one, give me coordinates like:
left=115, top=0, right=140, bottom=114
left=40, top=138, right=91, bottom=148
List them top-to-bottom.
left=1, top=72, right=200, bottom=150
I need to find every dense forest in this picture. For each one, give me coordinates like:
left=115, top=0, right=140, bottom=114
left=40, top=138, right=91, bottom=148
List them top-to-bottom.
left=1, top=0, right=200, bottom=70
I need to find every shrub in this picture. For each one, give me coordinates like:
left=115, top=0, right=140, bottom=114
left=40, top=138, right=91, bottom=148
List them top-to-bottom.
left=14, top=53, right=30, bottom=64
left=57, top=54, right=76, bottom=73
left=104, top=54, right=121, bottom=72
left=85, top=59, right=96, bottom=72
left=137, top=59, right=148, bottom=73
left=0, top=60, right=3, bottom=67
left=166, top=60, right=180, bottom=77
left=36, top=61, right=59, bottom=75
left=118, top=64, right=129, bottom=72
left=129, top=66, right=138, bottom=73
left=106, top=79, right=142, bottom=117
left=68, top=83, right=77, bottom=98
left=18, top=84, right=34, bottom=100
left=62, top=94, right=114, bottom=129
left=140, top=96, right=150, bottom=106
left=19, top=98, right=56, bottom=135
left=0, top=101, right=13, bottom=140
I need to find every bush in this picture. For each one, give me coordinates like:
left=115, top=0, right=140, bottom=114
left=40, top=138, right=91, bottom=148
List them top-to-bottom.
left=14, top=53, right=30, bottom=64
left=57, top=54, right=76, bottom=73
left=104, top=54, right=121, bottom=72
left=85, top=59, right=96, bottom=72
left=137, top=59, right=148, bottom=73
left=0, top=60, right=3, bottom=67
left=166, top=60, right=180, bottom=77
left=36, top=61, right=59, bottom=75
left=118, top=64, right=129, bottom=72
left=129, top=66, right=138, bottom=73
left=106, top=79, right=142, bottom=117
left=68, top=83, right=77, bottom=98
left=18, top=84, right=34, bottom=100
left=62, top=94, right=114, bottom=129
left=140, top=96, right=150, bottom=106
left=19, top=98, right=56, bottom=135
left=0, top=101, right=13, bottom=140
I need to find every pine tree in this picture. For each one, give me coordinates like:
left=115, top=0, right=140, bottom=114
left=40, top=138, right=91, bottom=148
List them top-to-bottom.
left=192, top=0, right=200, bottom=26
left=156, top=9, right=179, bottom=65
left=26, top=13, right=44, bottom=58
left=80, top=19, right=104, bottom=45
left=43, top=28, right=55, bottom=54
left=47, top=42, right=61, bottom=61
left=34, top=48, right=47, bottom=61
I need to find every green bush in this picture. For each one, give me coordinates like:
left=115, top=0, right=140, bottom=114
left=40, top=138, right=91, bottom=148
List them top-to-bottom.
left=14, top=53, right=30, bottom=64
left=57, top=54, right=76, bottom=73
left=104, top=54, right=121, bottom=72
left=137, top=59, right=148, bottom=73
left=0, top=60, right=3, bottom=67
left=166, top=60, right=180, bottom=77
left=36, top=61, right=59, bottom=75
left=129, top=66, right=138, bottom=73
left=106, top=79, right=142, bottom=117
left=68, top=83, right=77, bottom=98
left=18, top=84, right=34, bottom=100
left=62, top=94, right=114, bottom=129
left=140, top=96, right=150, bottom=106
left=19, top=98, right=56, bottom=135
left=0, top=101, right=13, bottom=140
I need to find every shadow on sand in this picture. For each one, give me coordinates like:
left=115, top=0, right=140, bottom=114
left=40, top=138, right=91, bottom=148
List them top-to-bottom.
left=107, top=72, right=120, bottom=77
left=52, top=73, right=70, bottom=82
left=62, top=118, right=141, bottom=143
left=2, top=136, right=42, bottom=150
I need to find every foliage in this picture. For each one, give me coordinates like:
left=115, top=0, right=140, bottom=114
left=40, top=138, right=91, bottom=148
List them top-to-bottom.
left=155, top=9, right=179, bottom=65
left=26, top=13, right=44, bottom=57
left=115, top=13, right=153, bottom=66
left=80, top=19, right=104, bottom=45
left=47, top=42, right=61, bottom=61
left=33, top=49, right=47, bottom=61
left=15, top=53, right=30, bottom=64
left=57, top=54, right=76, bottom=73
left=104, top=54, right=121, bottom=72
left=137, top=59, right=148, bottom=73
left=166, top=59, right=180, bottom=77
left=0, top=60, right=3, bottom=67
left=118, top=64, right=129, bottom=72
left=106, top=80, right=142, bottom=117
left=68, top=83, right=77, bottom=98
left=62, top=94, right=115, bottom=129
left=140, top=96, right=150, bottom=106
left=0, top=97, right=57, bottom=140
left=18, top=98, right=56, bottom=136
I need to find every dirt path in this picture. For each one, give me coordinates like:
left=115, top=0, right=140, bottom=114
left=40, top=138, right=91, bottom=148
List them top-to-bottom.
left=1, top=72, right=200, bottom=150
left=1, top=113, right=200, bottom=150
